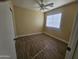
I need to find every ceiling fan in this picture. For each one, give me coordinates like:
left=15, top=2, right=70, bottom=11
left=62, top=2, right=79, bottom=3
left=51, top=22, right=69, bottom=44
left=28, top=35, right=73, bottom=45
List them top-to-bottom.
left=34, top=0, right=54, bottom=10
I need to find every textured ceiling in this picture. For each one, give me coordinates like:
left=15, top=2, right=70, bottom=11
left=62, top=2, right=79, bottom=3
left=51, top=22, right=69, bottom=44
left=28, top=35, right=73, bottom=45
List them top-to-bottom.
left=12, top=0, right=76, bottom=12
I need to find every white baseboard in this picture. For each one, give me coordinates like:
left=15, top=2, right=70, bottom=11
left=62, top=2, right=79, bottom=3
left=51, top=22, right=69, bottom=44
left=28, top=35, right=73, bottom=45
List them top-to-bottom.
left=15, top=32, right=42, bottom=39
left=15, top=32, right=68, bottom=44
left=43, top=32, right=68, bottom=44
left=0, top=55, right=10, bottom=59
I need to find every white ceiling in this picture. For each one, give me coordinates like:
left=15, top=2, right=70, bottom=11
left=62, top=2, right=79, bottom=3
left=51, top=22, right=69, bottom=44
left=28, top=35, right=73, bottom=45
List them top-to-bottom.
left=12, top=0, right=76, bottom=12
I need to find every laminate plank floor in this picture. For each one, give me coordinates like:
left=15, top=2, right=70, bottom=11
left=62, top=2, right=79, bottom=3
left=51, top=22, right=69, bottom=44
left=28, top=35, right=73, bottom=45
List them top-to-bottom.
left=15, top=33, right=67, bottom=59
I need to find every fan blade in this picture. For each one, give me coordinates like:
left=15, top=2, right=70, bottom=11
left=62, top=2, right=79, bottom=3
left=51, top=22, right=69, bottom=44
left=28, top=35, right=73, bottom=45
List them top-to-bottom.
left=34, top=0, right=40, bottom=5
left=40, top=0, right=43, bottom=4
left=45, top=3, right=53, bottom=7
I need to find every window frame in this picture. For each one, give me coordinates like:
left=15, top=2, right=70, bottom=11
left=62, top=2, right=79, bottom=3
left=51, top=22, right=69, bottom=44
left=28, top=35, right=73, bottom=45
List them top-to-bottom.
left=45, top=13, right=63, bottom=31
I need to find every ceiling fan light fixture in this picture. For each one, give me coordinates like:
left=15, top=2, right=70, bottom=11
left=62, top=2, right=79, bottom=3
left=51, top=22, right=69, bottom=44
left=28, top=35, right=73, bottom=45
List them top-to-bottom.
left=34, top=0, right=54, bottom=10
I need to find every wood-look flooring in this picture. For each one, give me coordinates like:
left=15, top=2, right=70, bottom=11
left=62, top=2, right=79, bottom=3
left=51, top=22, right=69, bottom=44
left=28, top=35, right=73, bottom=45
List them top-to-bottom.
left=15, top=33, right=67, bottom=59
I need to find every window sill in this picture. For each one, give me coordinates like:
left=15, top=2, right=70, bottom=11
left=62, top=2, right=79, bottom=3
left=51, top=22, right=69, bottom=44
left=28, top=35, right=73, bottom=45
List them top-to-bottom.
left=46, top=27, right=61, bottom=32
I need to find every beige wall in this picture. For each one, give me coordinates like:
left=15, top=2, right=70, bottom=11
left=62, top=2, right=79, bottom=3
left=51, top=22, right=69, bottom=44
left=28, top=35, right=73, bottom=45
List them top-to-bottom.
left=44, top=2, right=77, bottom=42
left=14, top=6, right=44, bottom=36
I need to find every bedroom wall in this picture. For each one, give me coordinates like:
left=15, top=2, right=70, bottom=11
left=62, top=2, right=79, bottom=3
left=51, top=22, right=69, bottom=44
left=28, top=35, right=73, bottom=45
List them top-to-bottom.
left=44, top=2, right=77, bottom=42
left=13, top=6, right=44, bottom=36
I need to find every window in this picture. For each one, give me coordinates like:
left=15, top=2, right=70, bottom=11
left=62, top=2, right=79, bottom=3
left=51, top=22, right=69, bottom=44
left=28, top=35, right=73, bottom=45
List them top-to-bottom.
left=46, top=13, right=62, bottom=29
